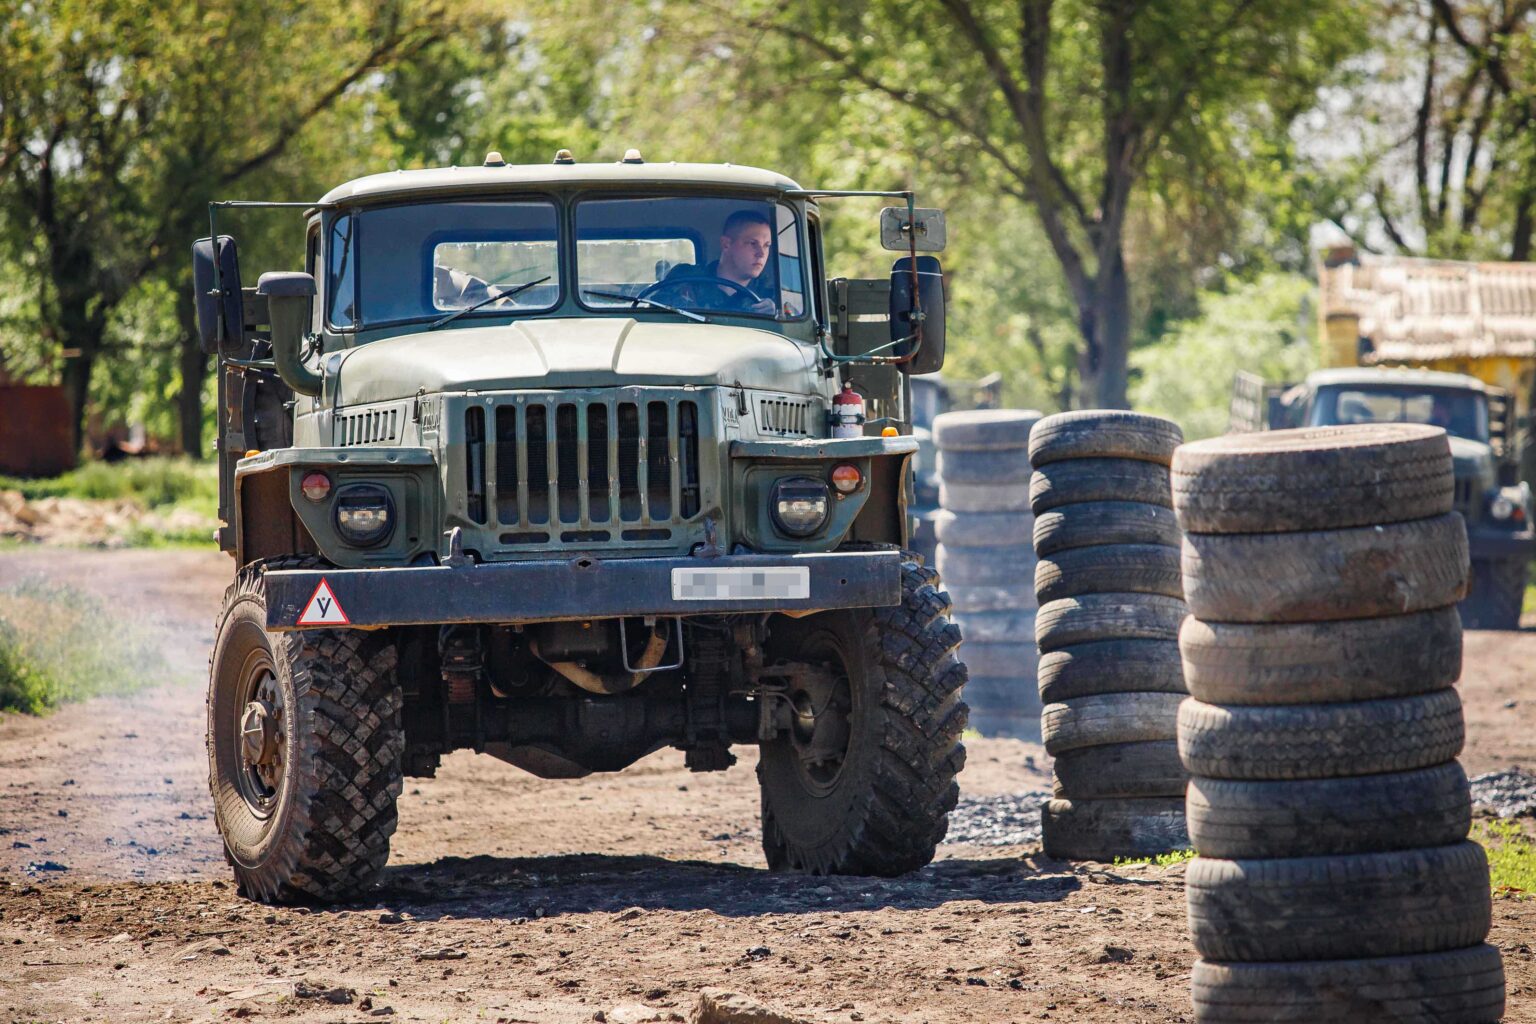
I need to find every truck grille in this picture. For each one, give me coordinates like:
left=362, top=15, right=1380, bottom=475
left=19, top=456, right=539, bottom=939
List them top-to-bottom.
left=464, top=397, right=702, bottom=539
left=758, top=397, right=816, bottom=436
left=336, top=407, right=401, bottom=446
left=1453, top=477, right=1476, bottom=517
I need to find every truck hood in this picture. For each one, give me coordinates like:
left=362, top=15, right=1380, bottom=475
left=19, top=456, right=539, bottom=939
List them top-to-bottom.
left=329, top=319, right=817, bottom=404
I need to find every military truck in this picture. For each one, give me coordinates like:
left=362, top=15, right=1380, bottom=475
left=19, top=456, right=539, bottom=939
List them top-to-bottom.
left=191, top=153, right=968, bottom=903
left=1233, top=367, right=1534, bottom=629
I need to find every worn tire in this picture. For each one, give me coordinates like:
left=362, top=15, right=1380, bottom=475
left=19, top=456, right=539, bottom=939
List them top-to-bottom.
left=932, top=409, right=1042, bottom=452
left=1028, top=410, right=1184, bottom=468
left=1171, top=424, right=1453, bottom=534
left=938, top=447, right=1033, bottom=484
left=1030, top=458, right=1172, bottom=514
left=939, top=480, right=1031, bottom=513
left=1032, top=501, right=1181, bottom=557
left=933, top=510, right=1033, bottom=548
left=1181, top=514, right=1469, bottom=623
left=935, top=544, right=1036, bottom=586
left=1034, top=544, right=1183, bottom=603
left=759, top=554, right=967, bottom=876
left=207, top=556, right=404, bottom=904
left=1460, top=556, right=1527, bottom=631
left=945, top=582, right=1038, bottom=613
left=1035, top=593, right=1187, bottom=653
left=1179, top=608, right=1462, bottom=705
left=953, top=609, right=1037, bottom=643
left=1037, top=639, right=1186, bottom=703
left=959, top=640, right=1040, bottom=678
left=963, top=676, right=1042, bottom=741
left=1177, top=691, right=1465, bottom=781
left=1041, top=692, right=1184, bottom=755
left=1052, top=741, right=1187, bottom=799
left=1186, top=762, right=1472, bottom=859
left=1040, top=797, right=1189, bottom=861
left=1186, top=842, right=1491, bottom=962
left=1191, top=945, right=1506, bottom=1024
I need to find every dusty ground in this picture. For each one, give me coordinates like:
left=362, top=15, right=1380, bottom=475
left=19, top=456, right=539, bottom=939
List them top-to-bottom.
left=1, top=548, right=1534, bottom=1024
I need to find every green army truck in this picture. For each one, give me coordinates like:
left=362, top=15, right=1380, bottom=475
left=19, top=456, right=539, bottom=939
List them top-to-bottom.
left=192, top=152, right=967, bottom=903
left=1232, top=366, right=1534, bottom=629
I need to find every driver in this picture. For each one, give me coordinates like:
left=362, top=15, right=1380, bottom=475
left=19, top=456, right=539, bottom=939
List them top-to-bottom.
left=665, top=209, right=778, bottom=315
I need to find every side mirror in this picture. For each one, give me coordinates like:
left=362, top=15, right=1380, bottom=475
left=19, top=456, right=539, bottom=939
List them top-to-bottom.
left=880, top=208, right=946, bottom=252
left=192, top=236, right=242, bottom=354
left=890, top=256, right=945, bottom=375
left=256, top=272, right=323, bottom=397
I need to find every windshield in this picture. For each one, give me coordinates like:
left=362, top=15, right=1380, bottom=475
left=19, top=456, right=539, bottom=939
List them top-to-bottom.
left=575, top=196, right=806, bottom=320
left=326, top=200, right=560, bottom=329
left=1309, top=385, right=1489, bottom=442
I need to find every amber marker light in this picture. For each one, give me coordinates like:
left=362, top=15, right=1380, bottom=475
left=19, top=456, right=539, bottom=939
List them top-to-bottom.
left=830, top=464, right=863, bottom=494
left=300, top=472, right=332, bottom=502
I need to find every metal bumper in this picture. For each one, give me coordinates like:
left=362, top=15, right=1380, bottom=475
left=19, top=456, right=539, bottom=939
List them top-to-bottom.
left=1466, top=524, right=1536, bottom=561
left=263, top=550, right=902, bottom=631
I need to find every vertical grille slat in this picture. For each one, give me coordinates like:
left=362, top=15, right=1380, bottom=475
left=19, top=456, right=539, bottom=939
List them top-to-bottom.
left=680, top=400, right=700, bottom=519
left=544, top=401, right=559, bottom=530
left=646, top=401, right=670, bottom=521
left=618, top=402, right=641, bottom=521
left=556, top=403, right=581, bottom=523
left=525, top=404, right=549, bottom=524
left=588, top=404, right=610, bottom=523
left=465, top=406, right=486, bottom=524
left=494, top=407, right=518, bottom=525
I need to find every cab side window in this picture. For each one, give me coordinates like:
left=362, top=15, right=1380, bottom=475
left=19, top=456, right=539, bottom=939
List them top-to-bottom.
left=327, top=213, right=357, bottom=329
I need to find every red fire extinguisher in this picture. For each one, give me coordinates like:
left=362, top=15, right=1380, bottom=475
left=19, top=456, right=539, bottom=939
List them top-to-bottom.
left=832, top=381, right=866, bottom=438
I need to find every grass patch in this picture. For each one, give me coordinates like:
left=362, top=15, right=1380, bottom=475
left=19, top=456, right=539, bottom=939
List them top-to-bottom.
left=0, top=457, right=217, bottom=513
left=0, top=578, right=164, bottom=714
left=1477, top=818, right=1536, bottom=897
left=1113, top=848, right=1196, bottom=869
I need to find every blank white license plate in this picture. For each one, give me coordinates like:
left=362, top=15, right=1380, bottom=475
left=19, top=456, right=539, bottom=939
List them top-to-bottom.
left=671, top=566, right=811, bottom=601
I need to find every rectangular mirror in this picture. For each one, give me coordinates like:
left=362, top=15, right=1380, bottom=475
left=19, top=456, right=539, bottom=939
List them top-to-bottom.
left=880, top=207, right=946, bottom=252
left=192, top=235, right=243, bottom=354
left=890, top=255, right=945, bottom=375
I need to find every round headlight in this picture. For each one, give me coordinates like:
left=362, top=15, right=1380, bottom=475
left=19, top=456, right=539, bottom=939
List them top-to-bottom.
left=770, top=478, right=830, bottom=537
left=334, top=485, right=394, bottom=547
left=1491, top=494, right=1518, bottom=521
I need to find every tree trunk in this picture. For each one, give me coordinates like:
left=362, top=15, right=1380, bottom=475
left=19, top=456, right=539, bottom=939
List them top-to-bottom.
left=1511, top=187, right=1534, bottom=262
left=1074, top=251, right=1132, bottom=410
left=176, top=274, right=209, bottom=458
left=58, top=343, right=97, bottom=459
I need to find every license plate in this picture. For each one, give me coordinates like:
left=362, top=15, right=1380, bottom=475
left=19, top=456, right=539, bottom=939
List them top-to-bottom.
left=671, top=566, right=811, bottom=601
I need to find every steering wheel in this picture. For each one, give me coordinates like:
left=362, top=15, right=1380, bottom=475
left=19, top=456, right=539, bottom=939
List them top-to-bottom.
left=638, top=274, right=766, bottom=309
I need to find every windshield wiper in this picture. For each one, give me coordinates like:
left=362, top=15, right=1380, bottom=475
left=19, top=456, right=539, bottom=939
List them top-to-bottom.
left=429, top=275, right=552, bottom=330
left=582, top=289, right=710, bottom=324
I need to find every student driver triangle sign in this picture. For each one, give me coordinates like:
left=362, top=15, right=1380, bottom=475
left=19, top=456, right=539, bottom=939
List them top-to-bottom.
left=297, top=578, right=350, bottom=626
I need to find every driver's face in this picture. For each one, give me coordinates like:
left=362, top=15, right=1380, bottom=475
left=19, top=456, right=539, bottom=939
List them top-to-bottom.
left=719, top=223, right=772, bottom=283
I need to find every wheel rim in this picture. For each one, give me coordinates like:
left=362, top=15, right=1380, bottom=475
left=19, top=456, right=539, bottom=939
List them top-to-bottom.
left=787, top=633, right=855, bottom=797
left=232, top=643, right=286, bottom=818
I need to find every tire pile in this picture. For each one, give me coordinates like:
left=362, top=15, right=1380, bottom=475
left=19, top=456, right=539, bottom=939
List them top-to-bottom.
left=932, top=409, right=1043, bottom=739
left=1027, top=410, right=1191, bottom=860
left=1171, top=423, right=1505, bottom=1023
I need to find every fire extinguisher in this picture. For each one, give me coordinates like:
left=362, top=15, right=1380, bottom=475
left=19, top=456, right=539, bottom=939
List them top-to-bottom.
left=831, top=381, right=866, bottom=438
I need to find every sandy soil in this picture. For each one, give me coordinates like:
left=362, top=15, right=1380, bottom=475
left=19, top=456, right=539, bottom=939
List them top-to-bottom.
left=1, top=548, right=1533, bottom=1023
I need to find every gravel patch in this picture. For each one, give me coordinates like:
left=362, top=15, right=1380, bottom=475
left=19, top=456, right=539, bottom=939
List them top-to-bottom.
left=1471, top=767, right=1536, bottom=818
left=943, top=791, right=1048, bottom=846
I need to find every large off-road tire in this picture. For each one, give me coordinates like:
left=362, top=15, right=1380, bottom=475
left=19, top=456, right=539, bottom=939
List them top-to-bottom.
left=1028, top=410, right=1183, bottom=468
left=1171, top=424, right=1453, bottom=534
left=1029, top=458, right=1173, bottom=514
left=1032, top=500, right=1181, bottom=556
left=1181, top=514, right=1470, bottom=623
left=1034, top=544, right=1183, bottom=602
left=758, top=555, right=966, bottom=876
left=207, top=556, right=404, bottom=904
left=1460, top=556, right=1527, bottom=631
left=1179, top=608, right=1462, bottom=706
left=1037, top=639, right=1186, bottom=703
left=1177, top=691, right=1465, bottom=781
left=1186, top=763, right=1471, bottom=859
left=1040, top=796, right=1188, bottom=861
left=1186, top=842, right=1491, bottom=962
left=1191, top=945, right=1506, bottom=1024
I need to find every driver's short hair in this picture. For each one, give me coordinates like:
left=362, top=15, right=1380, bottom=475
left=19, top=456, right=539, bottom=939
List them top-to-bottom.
left=722, top=209, right=772, bottom=238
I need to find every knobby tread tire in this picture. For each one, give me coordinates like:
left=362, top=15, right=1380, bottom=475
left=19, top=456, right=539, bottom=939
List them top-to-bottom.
left=932, top=409, right=1042, bottom=452
left=1028, top=410, right=1184, bottom=468
left=1171, top=424, right=1453, bottom=534
left=938, top=447, right=1033, bottom=484
left=1030, top=458, right=1173, bottom=514
left=1032, top=501, right=1182, bottom=557
left=933, top=510, right=1033, bottom=548
left=1182, top=514, right=1469, bottom=623
left=935, top=544, right=1037, bottom=586
left=1035, top=544, right=1183, bottom=603
left=759, top=553, right=967, bottom=876
left=207, top=556, right=403, bottom=904
left=1460, top=556, right=1527, bottom=631
left=1035, top=593, right=1187, bottom=653
left=1179, top=608, right=1462, bottom=705
left=1037, top=639, right=1186, bottom=703
left=1177, top=691, right=1465, bottom=781
left=1041, top=692, right=1184, bottom=755
left=1052, top=741, right=1187, bottom=799
left=1186, top=762, right=1471, bottom=859
left=1040, top=797, right=1188, bottom=861
left=1186, top=842, right=1492, bottom=962
left=1190, top=945, right=1505, bottom=1024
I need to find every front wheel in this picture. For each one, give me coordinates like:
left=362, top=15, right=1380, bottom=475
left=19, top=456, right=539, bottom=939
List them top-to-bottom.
left=757, top=555, right=968, bottom=875
left=206, top=557, right=404, bottom=903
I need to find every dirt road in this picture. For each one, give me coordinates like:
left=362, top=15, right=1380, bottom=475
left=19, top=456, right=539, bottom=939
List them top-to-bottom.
left=2, top=548, right=1533, bottom=1023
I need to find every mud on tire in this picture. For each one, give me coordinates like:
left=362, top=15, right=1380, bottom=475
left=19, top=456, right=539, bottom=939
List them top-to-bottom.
left=758, top=554, right=967, bottom=876
left=207, top=556, right=404, bottom=903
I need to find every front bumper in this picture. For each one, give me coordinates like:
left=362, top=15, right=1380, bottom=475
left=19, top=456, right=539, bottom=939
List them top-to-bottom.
left=1466, top=523, right=1536, bottom=561
left=263, top=549, right=902, bottom=631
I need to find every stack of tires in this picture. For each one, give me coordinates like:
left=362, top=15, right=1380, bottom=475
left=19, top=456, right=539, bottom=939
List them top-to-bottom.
left=932, top=409, right=1043, bottom=739
left=1028, top=410, right=1191, bottom=860
left=1171, top=424, right=1505, bottom=1023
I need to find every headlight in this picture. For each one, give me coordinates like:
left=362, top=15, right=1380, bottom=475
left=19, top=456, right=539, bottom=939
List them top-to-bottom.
left=770, top=478, right=830, bottom=537
left=334, top=485, right=394, bottom=546
left=1491, top=494, right=1517, bottom=520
